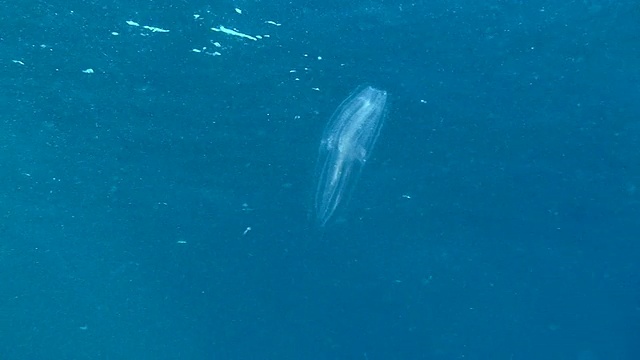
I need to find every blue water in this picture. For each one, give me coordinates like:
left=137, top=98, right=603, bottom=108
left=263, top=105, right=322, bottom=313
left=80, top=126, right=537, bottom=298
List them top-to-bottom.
left=1, top=0, right=638, bottom=359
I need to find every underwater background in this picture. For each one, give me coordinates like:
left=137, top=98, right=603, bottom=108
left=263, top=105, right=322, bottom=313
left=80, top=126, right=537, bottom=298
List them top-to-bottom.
left=1, top=0, right=638, bottom=359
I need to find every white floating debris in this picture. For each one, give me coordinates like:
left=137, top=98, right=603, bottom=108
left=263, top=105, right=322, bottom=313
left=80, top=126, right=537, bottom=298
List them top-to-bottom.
left=235, top=8, right=242, bottom=14
left=193, top=14, right=201, bottom=20
left=125, top=20, right=169, bottom=33
left=265, top=20, right=281, bottom=26
left=142, top=25, right=169, bottom=33
left=211, top=25, right=257, bottom=41
left=111, top=31, right=119, bottom=36
left=212, top=42, right=221, bottom=47
left=192, top=47, right=222, bottom=57
left=12, top=60, right=25, bottom=65
left=82, top=68, right=94, bottom=74
left=312, top=87, right=320, bottom=91
left=242, top=227, right=252, bottom=236
left=176, top=240, right=187, bottom=244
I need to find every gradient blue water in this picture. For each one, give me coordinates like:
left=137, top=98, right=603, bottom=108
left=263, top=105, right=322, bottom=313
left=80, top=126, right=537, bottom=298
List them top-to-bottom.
left=1, top=0, right=638, bottom=359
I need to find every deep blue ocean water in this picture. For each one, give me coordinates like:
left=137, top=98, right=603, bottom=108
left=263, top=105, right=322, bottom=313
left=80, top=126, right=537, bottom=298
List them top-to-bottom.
left=1, top=0, right=639, bottom=359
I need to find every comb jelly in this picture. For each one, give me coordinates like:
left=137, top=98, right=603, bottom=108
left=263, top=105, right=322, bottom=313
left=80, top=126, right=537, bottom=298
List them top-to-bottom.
left=313, top=85, right=389, bottom=226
